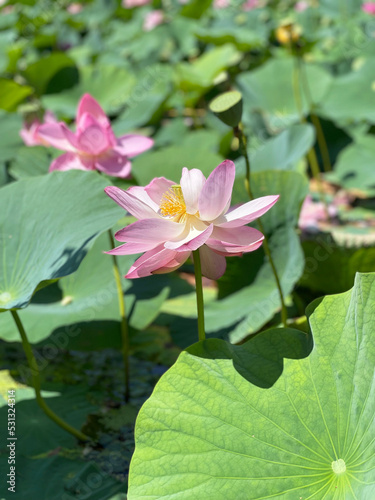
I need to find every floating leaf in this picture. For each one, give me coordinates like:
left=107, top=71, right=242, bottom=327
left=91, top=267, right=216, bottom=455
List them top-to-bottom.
left=0, top=171, right=123, bottom=311
left=128, top=272, right=375, bottom=499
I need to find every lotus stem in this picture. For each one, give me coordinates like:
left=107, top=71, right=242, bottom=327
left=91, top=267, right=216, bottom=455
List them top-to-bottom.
left=298, top=55, right=332, bottom=173
left=292, top=56, right=331, bottom=220
left=234, top=125, right=288, bottom=328
left=108, top=229, right=130, bottom=403
left=192, top=249, right=206, bottom=342
left=11, top=310, right=89, bottom=442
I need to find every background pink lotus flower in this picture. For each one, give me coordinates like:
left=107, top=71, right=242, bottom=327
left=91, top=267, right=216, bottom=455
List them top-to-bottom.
left=122, top=0, right=151, bottom=8
left=213, top=0, right=230, bottom=8
left=243, top=0, right=261, bottom=10
left=295, top=0, right=309, bottom=12
left=362, top=1, right=375, bottom=14
left=67, top=3, right=83, bottom=14
left=143, top=10, right=164, bottom=31
left=38, top=94, right=153, bottom=178
left=20, top=111, right=57, bottom=147
left=105, top=160, right=279, bottom=280
left=298, top=195, right=337, bottom=231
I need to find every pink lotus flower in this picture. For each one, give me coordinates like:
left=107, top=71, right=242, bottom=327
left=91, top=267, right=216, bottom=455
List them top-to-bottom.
left=122, top=0, right=151, bottom=8
left=213, top=0, right=230, bottom=8
left=243, top=0, right=260, bottom=10
left=294, top=1, right=309, bottom=12
left=67, top=2, right=83, bottom=14
left=362, top=2, right=375, bottom=14
left=143, top=10, right=164, bottom=31
left=38, top=94, right=153, bottom=178
left=20, top=111, right=57, bottom=147
left=105, top=160, right=279, bottom=279
left=298, top=195, right=336, bottom=231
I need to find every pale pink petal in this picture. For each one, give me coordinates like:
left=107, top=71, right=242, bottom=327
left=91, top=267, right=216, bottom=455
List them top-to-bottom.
left=122, top=0, right=151, bottom=8
left=143, top=10, right=164, bottom=31
left=76, top=94, right=110, bottom=129
left=44, top=110, right=58, bottom=123
left=20, top=122, right=42, bottom=146
left=38, top=122, right=79, bottom=152
left=78, top=122, right=111, bottom=155
left=116, top=135, right=154, bottom=158
left=95, top=151, right=132, bottom=178
left=49, top=152, right=91, bottom=172
left=198, top=160, right=235, bottom=221
left=180, top=167, right=206, bottom=215
left=144, top=177, right=175, bottom=205
left=104, top=186, right=159, bottom=218
left=216, top=195, right=279, bottom=228
left=115, top=218, right=183, bottom=243
left=164, top=219, right=211, bottom=250
left=165, top=223, right=213, bottom=252
left=207, top=226, right=264, bottom=255
left=105, top=241, right=158, bottom=255
left=125, top=245, right=178, bottom=279
left=198, top=245, right=227, bottom=280
left=152, top=251, right=191, bottom=274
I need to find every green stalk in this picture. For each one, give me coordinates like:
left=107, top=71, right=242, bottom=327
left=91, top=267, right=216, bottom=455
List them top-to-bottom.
left=298, top=55, right=332, bottom=173
left=292, top=57, right=331, bottom=220
left=235, top=125, right=288, bottom=328
left=107, top=229, right=130, bottom=403
left=192, top=249, right=206, bottom=342
left=11, top=310, right=89, bottom=442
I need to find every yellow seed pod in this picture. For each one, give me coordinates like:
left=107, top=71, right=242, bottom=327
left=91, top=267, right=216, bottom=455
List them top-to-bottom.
left=275, top=23, right=302, bottom=46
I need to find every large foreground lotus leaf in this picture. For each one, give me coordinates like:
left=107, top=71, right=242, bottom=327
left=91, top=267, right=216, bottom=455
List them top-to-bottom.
left=237, top=58, right=332, bottom=131
left=0, top=171, right=123, bottom=312
left=0, top=233, right=170, bottom=344
left=128, top=272, right=375, bottom=499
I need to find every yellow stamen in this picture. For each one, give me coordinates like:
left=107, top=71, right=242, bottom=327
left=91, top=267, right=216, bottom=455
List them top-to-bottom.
left=160, top=185, right=187, bottom=223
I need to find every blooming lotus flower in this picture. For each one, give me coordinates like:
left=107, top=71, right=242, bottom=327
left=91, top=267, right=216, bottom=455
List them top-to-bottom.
left=122, top=0, right=151, bottom=8
left=213, top=0, right=230, bottom=8
left=242, top=0, right=260, bottom=10
left=294, top=1, right=309, bottom=12
left=362, top=1, right=375, bottom=14
left=143, top=10, right=164, bottom=31
left=38, top=94, right=153, bottom=178
left=20, top=111, right=57, bottom=147
left=105, top=160, right=279, bottom=279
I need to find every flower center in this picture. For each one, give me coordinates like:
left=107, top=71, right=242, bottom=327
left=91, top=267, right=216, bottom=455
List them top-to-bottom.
left=160, top=185, right=187, bottom=223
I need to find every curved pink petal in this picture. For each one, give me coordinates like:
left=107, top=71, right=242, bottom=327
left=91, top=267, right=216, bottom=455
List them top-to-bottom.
left=77, top=94, right=110, bottom=130
left=20, top=122, right=42, bottom=146
left=38, top=122, right=79, bottom=152
left=78, top=123, right=111, bottom=155
left=116, top=135, right=154, bottom=158
left=95, top=151, right=132, bottom=178
left=49, top=152, right=91, bottom=172
left=198, top=160, right=235, bottom=221
left=180, top=167, right=206, bottom=215
left=144, top=177, right=175, bottom=205
left=105, top=186, right=159, bottom=218
left=216, top=195, right=280, bottom=228
left=115, top=218, right=183, bottom=243
left=164, top=219, right=210, bottom=250
left=165, top=223, right=213, bottom=252
left=207, top=226, right=264, bottom=255
left=105, top=240, right=158, bottom=255
left=125, top=245, right=179, bottom=279
left=198, top=245, right=227, bottom=280
left=152, top=251, right=191, bottom=275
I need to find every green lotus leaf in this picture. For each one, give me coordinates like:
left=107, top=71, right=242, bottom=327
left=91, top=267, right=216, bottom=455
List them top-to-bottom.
left=128, top=272, right=375, bottom=499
